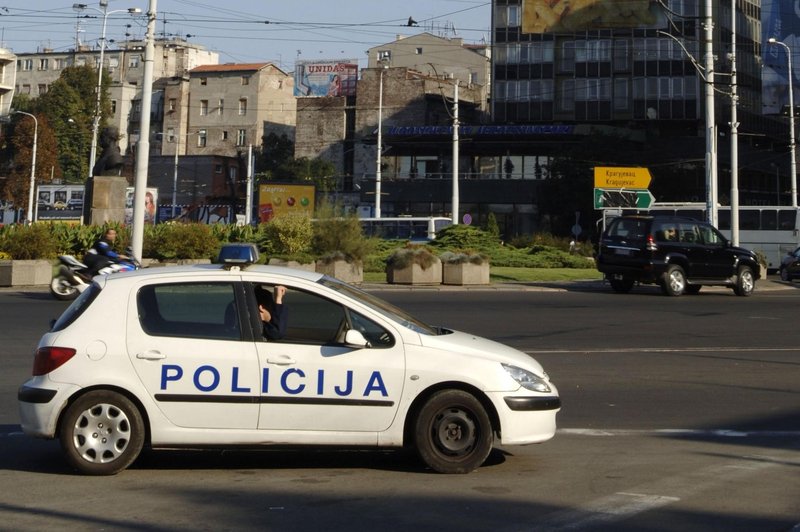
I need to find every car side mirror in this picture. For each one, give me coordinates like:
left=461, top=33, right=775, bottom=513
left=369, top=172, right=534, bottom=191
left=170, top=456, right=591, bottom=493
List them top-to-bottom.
left=344, top=329, right=371, bottom=349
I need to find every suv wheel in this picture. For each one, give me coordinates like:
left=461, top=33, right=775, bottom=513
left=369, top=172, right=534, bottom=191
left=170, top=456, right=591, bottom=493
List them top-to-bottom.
left=661, top=265, right=686, bottom=296
left=733, top=266, right=755, bottom=296
left=780, top=267, right=791, bottom=282
left=609, top=278, right=634, bottom=293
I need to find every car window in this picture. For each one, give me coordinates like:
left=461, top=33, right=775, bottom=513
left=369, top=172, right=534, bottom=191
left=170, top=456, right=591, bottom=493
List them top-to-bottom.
left=607, top=218, right=648, bottom=240
left=654, top=221, right=679, bottom=242
left=677, top=222, right=699, bottom=244
left=696, top=224, right=725, bottom=246
left=137, top=282, right=241, bottom=341
left=52, top=283, right=102, bottom=332
left=270, top=287, right=345, bottom=345
left=348, top=310, right=395, bottom=348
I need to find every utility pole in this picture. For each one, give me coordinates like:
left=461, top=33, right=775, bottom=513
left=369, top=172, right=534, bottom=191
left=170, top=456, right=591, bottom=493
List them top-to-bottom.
left=704, top=0, right=718, bottom=227
left=730, top=0, right=739, bottom=245
left=451, top=82, right=459, bottom=225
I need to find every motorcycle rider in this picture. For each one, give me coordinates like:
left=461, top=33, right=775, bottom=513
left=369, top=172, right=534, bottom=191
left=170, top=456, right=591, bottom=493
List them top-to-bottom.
left=83, top=228, right=128, bottom=276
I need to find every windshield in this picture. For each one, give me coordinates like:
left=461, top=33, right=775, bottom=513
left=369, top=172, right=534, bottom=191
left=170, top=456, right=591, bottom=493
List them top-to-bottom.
left=319, top=276, right=438, bottom=335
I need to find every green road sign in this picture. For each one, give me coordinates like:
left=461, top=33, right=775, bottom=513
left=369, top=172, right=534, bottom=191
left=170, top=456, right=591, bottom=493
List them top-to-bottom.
left=594, top=188, right=655, bottom=209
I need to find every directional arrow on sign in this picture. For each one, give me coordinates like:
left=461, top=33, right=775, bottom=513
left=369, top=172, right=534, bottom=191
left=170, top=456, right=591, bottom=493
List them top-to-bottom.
left=594, top=188, right=655, bottom=209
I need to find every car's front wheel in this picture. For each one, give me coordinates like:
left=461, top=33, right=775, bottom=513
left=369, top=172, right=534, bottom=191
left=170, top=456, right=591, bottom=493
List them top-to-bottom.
left=661, top=265, right=686, bottom=296
left=734, top=266, right=755, bottom=296
left=59, top=390, right=145, bottom=475
left=413, top=390, right=493, bottom=474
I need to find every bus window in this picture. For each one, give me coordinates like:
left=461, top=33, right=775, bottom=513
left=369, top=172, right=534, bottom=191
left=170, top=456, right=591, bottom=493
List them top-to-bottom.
left=761, top=209, right=777, bottom=230
left=740, top=210, right=759, bottom=230
left=779, top=210, right=797, bottom=230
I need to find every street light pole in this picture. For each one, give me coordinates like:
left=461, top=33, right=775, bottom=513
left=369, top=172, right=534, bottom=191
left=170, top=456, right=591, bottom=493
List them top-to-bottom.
left=73, top=1, right=141, bottom=178
left=768, top=38, right=798, bottom=208
left=375, top=65, right=386, bottom=218
left=13, top=110, right=38, bottom=224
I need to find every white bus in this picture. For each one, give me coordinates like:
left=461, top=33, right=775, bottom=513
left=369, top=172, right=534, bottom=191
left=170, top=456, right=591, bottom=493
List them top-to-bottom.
left=643, top=203, right=799, bottom=270
left=358, top=217, right=453, bottom=241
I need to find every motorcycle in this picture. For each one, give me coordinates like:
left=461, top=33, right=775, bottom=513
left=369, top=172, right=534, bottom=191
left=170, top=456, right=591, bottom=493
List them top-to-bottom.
left=50, top=252, right=141, bottom=301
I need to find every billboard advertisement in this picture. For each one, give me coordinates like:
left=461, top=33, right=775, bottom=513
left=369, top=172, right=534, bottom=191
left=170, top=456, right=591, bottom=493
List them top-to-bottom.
left=522, top=0, right=664, bottom=33
left=762, top=0, right=800, bottom=115
left=294, top=59, right=358, bottom=97
left=258, top=183, right=315, bottom=223
left=125, top=187, right=158, bottom=225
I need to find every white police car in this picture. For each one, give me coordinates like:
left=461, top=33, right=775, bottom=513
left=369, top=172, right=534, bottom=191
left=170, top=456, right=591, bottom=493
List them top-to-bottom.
left=18, top=244, right=560, bottom=475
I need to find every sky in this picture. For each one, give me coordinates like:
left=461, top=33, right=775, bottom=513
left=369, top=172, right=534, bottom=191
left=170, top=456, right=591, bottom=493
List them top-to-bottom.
left=0, top=1, right=492, bottom=70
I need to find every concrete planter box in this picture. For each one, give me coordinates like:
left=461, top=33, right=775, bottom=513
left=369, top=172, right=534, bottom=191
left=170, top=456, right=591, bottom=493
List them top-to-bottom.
left=268, top=258, right=316, bottom=272
left=0, top=259, right=53, bottom=287
left=316, top=259, right=363, bottom=284
left=387, top=259, right=442, bottom=285
left=442, top=261, right=490, bottom=285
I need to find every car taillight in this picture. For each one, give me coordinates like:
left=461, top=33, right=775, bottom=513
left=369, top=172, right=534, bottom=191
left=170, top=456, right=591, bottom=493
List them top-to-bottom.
left=646, top=234, right=658, bottom=251
left=32, top=347, right=77, bottom=376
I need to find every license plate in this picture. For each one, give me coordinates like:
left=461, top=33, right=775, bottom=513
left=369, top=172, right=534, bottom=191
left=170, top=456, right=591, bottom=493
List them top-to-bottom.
left=615, top=248, right=632, bottom=256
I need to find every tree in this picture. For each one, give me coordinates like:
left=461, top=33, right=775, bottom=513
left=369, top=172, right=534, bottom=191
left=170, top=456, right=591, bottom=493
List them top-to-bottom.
left=37, top=78, right=91, bottom=182
left=1, top=113, right=61, bottom=207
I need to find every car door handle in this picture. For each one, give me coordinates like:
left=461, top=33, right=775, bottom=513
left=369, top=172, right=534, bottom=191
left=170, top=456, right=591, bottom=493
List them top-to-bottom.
left=136, top=350, right=166, bottom=360
left=266, top=355, right=296, bottom=366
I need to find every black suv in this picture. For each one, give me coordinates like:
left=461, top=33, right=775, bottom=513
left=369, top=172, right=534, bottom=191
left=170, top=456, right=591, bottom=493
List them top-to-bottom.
left=596, top=215, right=760, bottom=296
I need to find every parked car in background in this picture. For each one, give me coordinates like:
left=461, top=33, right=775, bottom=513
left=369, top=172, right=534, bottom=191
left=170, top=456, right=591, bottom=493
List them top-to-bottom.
left=67, top=198, right=83, bottom=210
left=52, top=201, right=67, bottom=210
left=596, top=215, right=761, bottom=296
left=779, top=246, right=800, bottom=282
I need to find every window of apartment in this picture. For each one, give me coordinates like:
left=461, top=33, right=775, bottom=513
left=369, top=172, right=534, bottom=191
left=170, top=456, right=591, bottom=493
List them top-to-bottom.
left=495, top=4, right=521, bottom=28
left=613, top=39, right=629, bottom=72
left=576, top=40, right=611, bottom=62
left=559, top=42, right=575, bottom=73
left=507, top=43, right=520, bottom=64
left=415, top=47, right=423, bottom=55
left=377, top=50, right=391, bottom=62
left=129, top=55, right=140, bottom=68
left=76, top=56, right=86, bottom=67
left=38, top=58, right=49, bottom=70
left=54, top=58, right=68, bottom=70
left=20, top=59, right=33, bottom=71
left=469, top=71, right=478, bottom=85
left=241, top=75, right=250, bottom=85
left=200, top=77, right=207, bottom=86
left=614, top=79, right=630, bottom=111
left=559, top=80, right=575, bottom=112
left=21, top=84, right=31, bottom=94
left=37, top=84, right=47, bottom=95
left=168, top=98, right=176, bottom=112
left=238, top=98, right=247, bottom=115
left=218, top=99, right=224, bottom=115
left=111, top=100, right=117, bottom=114
left=200, top=100, right=208, bottom=116
left=132, top=101, right=141, bottom=114
left=166, top=127, right=175, bottom=142
left=197, top=129, right=207, bottom=147
left=236, top=129, right=246, bottom=146
left=222, top=130, right=228, bottom=141
left=215, top=164, right=223, bottom=174
left=229, top=167, right=238, bottom=181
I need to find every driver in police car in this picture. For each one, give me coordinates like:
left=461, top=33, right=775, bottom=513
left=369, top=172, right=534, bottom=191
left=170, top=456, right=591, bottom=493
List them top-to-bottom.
left=255, top=285, right=288, bottom=340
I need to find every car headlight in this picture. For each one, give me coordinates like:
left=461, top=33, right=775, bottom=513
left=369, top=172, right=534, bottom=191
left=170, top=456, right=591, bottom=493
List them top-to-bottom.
left=502, top=363, right=551, bottom=393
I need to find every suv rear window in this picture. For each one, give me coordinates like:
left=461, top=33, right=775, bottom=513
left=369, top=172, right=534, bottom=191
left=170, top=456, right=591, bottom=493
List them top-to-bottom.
left=607, top=218, right=649, bottom=240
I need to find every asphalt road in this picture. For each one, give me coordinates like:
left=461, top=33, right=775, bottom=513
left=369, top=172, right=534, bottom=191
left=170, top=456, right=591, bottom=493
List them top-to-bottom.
left=1, top=284, right=798, bottom=531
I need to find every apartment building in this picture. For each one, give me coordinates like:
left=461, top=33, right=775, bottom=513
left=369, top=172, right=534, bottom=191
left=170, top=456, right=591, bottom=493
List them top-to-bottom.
left=367, top=33, right=491, bottom=110
left=14, top=38, right=219, bottom=153
left=0, top=48, right=15, bottom=116
left=163, top=63, right=296, bottom=158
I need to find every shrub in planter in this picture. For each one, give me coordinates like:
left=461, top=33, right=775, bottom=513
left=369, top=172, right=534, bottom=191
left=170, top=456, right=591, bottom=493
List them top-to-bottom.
left=257, top=214, right=313, bottom=258
left=0, top=223, right=58, bottom=259
left=146, top=223, right=220, bottom=261
left=386, top=245, right=441, bottom=285
left=439, top=251, right=490, bottom=285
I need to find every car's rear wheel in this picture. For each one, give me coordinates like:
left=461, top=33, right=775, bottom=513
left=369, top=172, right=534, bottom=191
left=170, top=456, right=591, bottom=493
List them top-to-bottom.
left=661, top=265, right=686, bottom=296
left=734, top=266, right=755, bottom=296
left=780, top=267, right=791, bottom=282
left=609, top=278, right=634, bottom=293
left=59, top=390, right=145, bottom=475
left=413, top=390, right=493, bottom=474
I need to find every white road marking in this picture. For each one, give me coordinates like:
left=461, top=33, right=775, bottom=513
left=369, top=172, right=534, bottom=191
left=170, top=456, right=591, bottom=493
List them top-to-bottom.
left=526, top=346, right=800, bottom=354
left=559, top=428, right=800, bottom=438
left=511, top=457, right=786, bottom=532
